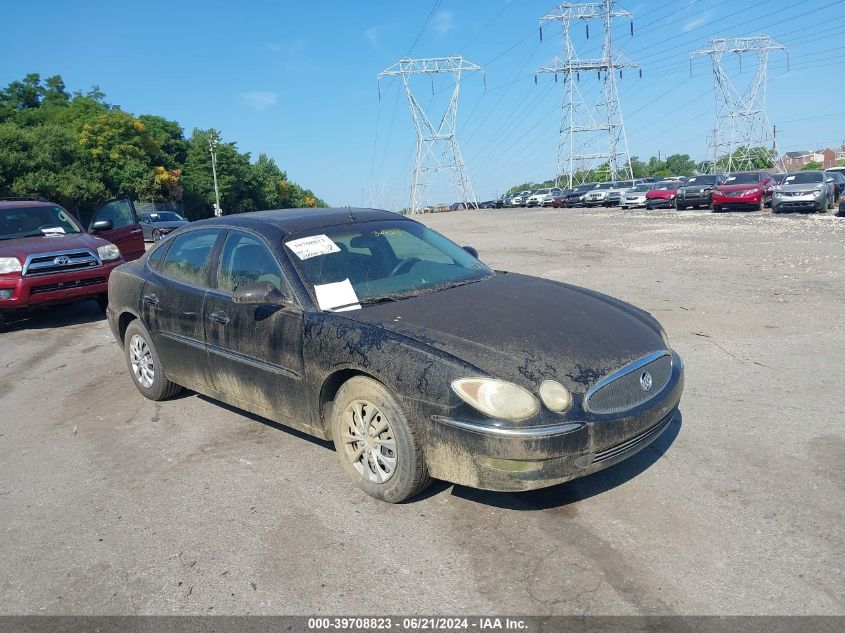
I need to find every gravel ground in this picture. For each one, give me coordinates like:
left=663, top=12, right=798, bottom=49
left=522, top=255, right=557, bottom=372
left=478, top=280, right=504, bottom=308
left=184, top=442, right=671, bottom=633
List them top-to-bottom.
left=0, top=207, right=843, bottom=616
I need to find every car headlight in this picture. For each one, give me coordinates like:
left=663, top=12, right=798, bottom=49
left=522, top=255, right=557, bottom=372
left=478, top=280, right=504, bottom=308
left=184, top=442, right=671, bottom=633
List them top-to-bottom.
left=741, top=188, right=761, bottom=196
left=812, top=189, right=823, bottom=198
left=774, top=192, right=783, bottom=198
left=97, top=244, right=121, bottom=261
left=0, top=257, right=22, bottom=275
left=452, top=378, right=540, bottom=421
left=538, top=380, right=572, bottom=413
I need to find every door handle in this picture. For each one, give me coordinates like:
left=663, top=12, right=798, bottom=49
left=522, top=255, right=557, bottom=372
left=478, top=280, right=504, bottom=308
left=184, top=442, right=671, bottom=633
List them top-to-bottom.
left=130, top=228, right=142, bottom=235
left=143, top=294, right=159, bottom=306
left=209, top=311, right=230, bottom=325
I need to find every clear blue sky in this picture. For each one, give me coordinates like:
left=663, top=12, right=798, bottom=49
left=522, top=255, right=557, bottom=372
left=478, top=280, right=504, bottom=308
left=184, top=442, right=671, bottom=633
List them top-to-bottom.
left=2, top=0, right=843, bottom=207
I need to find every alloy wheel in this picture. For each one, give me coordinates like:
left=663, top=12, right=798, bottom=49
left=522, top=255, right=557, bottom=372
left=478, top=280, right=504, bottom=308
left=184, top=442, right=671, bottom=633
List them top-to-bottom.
left=129, top=334, right=155, bottom=388
left=341, top=399, right=397, bottom=484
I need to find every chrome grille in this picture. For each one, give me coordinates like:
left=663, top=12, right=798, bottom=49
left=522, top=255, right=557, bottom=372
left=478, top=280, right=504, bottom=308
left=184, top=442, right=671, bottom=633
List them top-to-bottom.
left=23, top=250, right=101, bottom=277
left=30, top=276, right=106, bottom=294
left=585, top=351, right=672, bottom=414
left=593, top=410, right=674, bottom=463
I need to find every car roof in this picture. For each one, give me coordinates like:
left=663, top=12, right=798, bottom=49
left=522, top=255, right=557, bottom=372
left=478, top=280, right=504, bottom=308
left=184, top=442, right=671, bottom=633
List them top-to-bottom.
left=0, top=200, right=61, bottom=210
left=189, top=207, right=404, bottom=236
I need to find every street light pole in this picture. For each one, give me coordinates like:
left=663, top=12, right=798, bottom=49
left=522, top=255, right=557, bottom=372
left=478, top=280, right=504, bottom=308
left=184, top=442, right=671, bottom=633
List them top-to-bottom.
left=208, top=133, right=222, bottom=217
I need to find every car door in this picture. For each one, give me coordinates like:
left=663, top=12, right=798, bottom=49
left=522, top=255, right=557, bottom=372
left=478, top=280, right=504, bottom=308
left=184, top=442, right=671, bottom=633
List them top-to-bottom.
left=88, top=198, right=146, bottom=261
left=141, top=228, right=224, bottom=392
left=204, top=230, right=306, bottom=424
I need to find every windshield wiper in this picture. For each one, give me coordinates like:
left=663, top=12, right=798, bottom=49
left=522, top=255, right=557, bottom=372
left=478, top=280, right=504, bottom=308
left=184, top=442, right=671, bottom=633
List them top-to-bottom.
left=328, top=295, right=398, bottom=311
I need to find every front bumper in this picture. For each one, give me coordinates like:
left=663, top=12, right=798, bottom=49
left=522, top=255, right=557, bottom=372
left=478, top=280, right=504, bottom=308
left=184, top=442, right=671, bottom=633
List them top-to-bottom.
left=677, top=191, right=713, bottom=206
left=712, top=192, right=762, bottom=209
left=583, top=197, right=608, bottom=207
left=621, top=197, right=646, bottom=208
left=646, top=197, right=675, bottom=208
left=772, top=197, right=824, bottom=213
left=0, top=261, right=121, bottom=313
left=412, top=352, right=684, bottom=492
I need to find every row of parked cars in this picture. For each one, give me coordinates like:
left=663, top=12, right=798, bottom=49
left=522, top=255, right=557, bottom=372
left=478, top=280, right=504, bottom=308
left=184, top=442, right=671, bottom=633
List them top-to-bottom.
left=493, top=168, right=845, bottom=215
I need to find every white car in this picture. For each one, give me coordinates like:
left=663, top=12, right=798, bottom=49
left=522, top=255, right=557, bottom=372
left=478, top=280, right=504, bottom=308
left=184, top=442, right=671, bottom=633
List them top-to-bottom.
left=582, top=182, right=615, bottom=206
left=620, top=183, right=656, bottom=209
left=541, top=187, right=563, bottom=206
left=526, top=188, right=552, bottom=207
left=510, top=190, right=532, bottom=207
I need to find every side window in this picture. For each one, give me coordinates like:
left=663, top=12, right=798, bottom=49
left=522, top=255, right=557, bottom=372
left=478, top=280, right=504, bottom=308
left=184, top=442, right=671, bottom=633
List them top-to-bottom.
left=91, top=199, right=137, bottom=229
left=159, top=229, right=220, bottom=286
left=217, top=232, right=284, bottom=293
left=146, top=240, right=170, bottom=270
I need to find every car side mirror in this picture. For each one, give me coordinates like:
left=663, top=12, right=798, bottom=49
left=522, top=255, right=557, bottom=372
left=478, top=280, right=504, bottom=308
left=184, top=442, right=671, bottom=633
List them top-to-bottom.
left=716, top=180, right=723, bottom=186
left=90, top=219, right=113, bottom=232
left=462, top=245, right=479, bottom=259
left=233, top=281, right=288, bottom=306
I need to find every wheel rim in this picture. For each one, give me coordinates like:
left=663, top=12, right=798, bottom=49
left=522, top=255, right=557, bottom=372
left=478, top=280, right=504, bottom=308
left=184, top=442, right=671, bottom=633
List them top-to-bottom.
left=153, top=230, right=161, bottom=241
left=129, top=334, right=155, bottom=388
left=341, top=400, right=397, bottom=484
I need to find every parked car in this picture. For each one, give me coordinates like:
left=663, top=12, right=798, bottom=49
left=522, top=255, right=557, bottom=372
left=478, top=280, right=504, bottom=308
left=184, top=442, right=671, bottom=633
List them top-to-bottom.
left=824, top=170, right=845, bottom=202
left=711, top=171, right=774, bottom=212
left=771, top=171, right=834, bottom=214
left=771, top=173, right=787, bottom=185
left=675, top=174, right=724, bottom=210
left=604, top=180, right=638, bottom=207
left=645, top=181, right=684, bottom=210
left=582, top=182, right=615, bottom=207
left=563, top=183, right=599, bottom=207
left=621, top=183, right=656, bottom=209
left=540, top=188, right=563, bottom=207
left=526, top=189, right=552, bottom=207
left=551, top=189, right=575, bottom=207
left=510, top=191, right=532, bottom=207
left=494, top=195, right=507, bottom=209
left=839, top=196, right=845, bottom=217
left=0, top=197, right=145, bottom=332
left=478, top=200, right=495, bottom=209
left=107, top=207, right=684, bottom=502
left=139, top=211, right=189, bottom=242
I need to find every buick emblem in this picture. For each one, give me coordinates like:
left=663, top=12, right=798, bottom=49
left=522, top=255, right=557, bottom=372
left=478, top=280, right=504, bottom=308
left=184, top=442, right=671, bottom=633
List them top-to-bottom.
left=53, top=256, right=71, bottom=266
left=640, top=371, right=653, bottom=392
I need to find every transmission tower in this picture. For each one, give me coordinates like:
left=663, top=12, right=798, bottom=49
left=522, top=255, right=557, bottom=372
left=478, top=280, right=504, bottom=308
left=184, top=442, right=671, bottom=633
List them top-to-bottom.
left=537, top=1, right=639, bottom=187
left=691, top=36, right=787, bottom=174
left=378, top=57, right=483, bottom=214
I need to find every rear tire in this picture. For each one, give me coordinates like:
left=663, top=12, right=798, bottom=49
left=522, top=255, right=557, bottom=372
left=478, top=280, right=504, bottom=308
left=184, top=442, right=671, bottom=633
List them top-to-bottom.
left=712, top=205, right=722, bottom=213
left=95, top=293, right=108, bottom=312
left=0, top=311, right=6, bottom=334
left=124, top=320, right=182, bottom=401
left=331, top=376, right=431, bottom=503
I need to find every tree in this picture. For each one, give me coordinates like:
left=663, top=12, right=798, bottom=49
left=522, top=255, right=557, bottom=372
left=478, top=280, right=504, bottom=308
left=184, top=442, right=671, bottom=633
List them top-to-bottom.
left=801, top=161, right=823, bottom=171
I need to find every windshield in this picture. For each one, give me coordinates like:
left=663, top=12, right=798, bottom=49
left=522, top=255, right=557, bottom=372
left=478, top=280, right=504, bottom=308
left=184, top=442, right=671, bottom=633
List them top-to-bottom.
left=782, top=172, right=823, bottom=185
left=725, top=173, right=760, bottom=185
left=686, top=175, right=719, bottom=185
left=617, top=181, right=634, bottom=188
left=654, top=182, right=679, bottom=190
left=596, top=183, right=613, bottom=190
left=576, top=184, right=596, bottom=192
left=630, top=184, right=651, bottom=192
left=535, top=189, right=550, bottom=195
left=0, top=204, right=82, bottom=241
left=151, top=212, right=185, bottom=222
left=286, top=220, right=494, bottom=310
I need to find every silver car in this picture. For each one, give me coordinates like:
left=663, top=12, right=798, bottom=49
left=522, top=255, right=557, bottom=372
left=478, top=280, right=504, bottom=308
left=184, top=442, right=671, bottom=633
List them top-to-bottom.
left=772, top=171, right=834, bottom=214
left=621, top=183, right=656, bottom=209
left=139, top=211, right=190, bottom=241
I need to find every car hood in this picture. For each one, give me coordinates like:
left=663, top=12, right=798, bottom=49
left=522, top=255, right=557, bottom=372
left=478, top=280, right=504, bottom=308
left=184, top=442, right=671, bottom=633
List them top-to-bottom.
left=717, top=183, right=760, bottom=192
left=776, top=183, right=823, bottom=192
left=679, top=184, right=716, bottom=191
left=647, top=190, right=676, bottom=198
left=0, top=232, right=110, bottom=261
left=339, top=272, right=664, bottom=393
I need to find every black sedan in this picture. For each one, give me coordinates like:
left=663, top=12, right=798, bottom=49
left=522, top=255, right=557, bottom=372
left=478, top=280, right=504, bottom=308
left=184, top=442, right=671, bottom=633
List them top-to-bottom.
left=106, top=208, right=683, bottom=502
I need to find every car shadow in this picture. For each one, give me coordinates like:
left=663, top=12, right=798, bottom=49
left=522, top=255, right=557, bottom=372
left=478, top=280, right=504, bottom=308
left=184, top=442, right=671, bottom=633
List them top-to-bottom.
left=3, top=299, right=105, bottom=332
left=195, top=395, right=334, bottom=450
left=448, top=411, right=683, bottom=510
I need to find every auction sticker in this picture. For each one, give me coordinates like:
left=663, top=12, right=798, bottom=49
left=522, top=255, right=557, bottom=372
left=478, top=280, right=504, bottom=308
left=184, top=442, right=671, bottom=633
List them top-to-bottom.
left=286, top=234, right=340, bottom=260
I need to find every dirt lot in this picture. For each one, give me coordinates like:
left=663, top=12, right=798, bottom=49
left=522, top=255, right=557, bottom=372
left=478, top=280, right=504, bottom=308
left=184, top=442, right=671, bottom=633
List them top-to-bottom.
left=1, top=207, right=843, bottom=615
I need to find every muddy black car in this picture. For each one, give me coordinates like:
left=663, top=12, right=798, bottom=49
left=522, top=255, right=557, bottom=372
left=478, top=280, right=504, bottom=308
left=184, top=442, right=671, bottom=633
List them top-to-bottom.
left=107, top=208, right=684, bottom=502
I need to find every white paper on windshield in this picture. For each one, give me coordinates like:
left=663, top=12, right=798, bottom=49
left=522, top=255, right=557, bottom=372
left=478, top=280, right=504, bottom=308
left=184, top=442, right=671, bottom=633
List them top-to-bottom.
left=784, top=176, right=795, bottom=182
left=41, top=227, right=66, bottom=236
left=286, top=234, right=340, bottom=260
left=314, top=278, right=361, bottom=312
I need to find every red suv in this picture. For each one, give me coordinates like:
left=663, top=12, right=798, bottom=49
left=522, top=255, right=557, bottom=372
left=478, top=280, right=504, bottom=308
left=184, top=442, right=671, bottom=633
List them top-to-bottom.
left=711, top=171, right=774, bottom=212
left=0, top=198, right=145, bottom=332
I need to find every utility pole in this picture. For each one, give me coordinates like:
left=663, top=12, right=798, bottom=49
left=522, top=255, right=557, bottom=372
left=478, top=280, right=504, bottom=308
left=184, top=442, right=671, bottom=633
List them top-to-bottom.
left=536, top=0, right=640, bottom=187
left=691, top=36, right=787, bottom=174
left=378, top=56, right=484, bottom=214
left=208, top=132, right=222, bottom=217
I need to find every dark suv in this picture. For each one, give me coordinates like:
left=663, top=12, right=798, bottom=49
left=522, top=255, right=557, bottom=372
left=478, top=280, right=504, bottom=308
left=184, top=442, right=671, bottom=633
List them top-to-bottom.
left=675, top=174, right=725, bottom=210
left=0, top=198, right=145, bottom=332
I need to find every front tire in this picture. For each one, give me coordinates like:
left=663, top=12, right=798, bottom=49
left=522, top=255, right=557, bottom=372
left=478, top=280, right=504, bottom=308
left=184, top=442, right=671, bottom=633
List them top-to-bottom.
left=712, top=205, right=722, bottom=213
left=152, top=229, right=162, bottom=242
left=95, top=293, right=108, bottom=312
left=124, top=321, right=182, bottom=401
left=331, top=376, right=431, bottom=503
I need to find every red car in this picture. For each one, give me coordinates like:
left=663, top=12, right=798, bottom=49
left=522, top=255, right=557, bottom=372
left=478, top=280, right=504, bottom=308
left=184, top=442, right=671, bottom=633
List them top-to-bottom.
left=711, top=171, right=775, bottom=212
left=644, top=181, right=684, bottom=210
left=0, top=197, right=145, bottom=332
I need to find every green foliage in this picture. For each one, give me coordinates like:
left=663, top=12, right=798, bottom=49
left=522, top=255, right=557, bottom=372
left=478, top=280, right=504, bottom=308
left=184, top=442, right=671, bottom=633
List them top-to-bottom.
left=0, top=73, right=327, bottom=219
left=801, top=161, right=823, bottom=171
